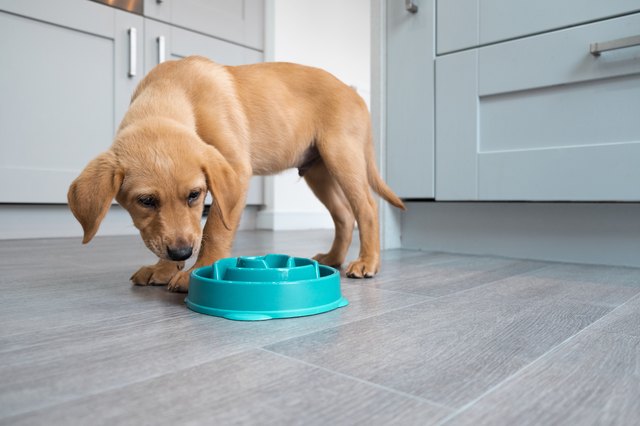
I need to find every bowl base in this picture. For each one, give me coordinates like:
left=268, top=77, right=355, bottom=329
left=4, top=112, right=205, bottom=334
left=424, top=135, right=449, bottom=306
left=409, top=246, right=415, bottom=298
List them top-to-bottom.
left=185, top=296, right=349, bottom=321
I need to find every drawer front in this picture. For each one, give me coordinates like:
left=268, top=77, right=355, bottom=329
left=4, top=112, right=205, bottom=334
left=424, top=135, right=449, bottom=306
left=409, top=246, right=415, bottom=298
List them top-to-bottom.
left=144, top=0, right=264, bottom=51
left=437, top=0, right=640, bottom=54
left=436, top=13, right=640, bottom=201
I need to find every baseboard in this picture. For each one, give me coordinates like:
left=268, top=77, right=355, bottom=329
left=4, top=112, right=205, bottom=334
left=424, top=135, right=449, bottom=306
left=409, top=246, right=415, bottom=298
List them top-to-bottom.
left=401, top=202, right=640, bottom=268
left=0, top=204, right=259, bottom=240
left=256, top=210, right=333, bottom=230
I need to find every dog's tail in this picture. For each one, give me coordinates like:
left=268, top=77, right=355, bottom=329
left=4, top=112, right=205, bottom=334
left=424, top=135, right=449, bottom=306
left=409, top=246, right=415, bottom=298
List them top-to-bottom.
left=366, top=131, right=406, bottom=210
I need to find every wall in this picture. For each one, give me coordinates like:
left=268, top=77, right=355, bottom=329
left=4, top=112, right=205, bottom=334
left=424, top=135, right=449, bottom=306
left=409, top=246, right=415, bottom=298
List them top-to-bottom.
left=258, top=0, right=371, bottom=230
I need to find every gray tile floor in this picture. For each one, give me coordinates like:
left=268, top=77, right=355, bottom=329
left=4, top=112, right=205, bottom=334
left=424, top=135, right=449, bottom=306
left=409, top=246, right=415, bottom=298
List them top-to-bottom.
left=1, top=230, right=639, bottom=425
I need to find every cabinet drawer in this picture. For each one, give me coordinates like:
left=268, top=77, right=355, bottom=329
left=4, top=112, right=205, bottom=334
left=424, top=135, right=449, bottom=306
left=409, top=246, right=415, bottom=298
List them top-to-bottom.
left=144, top=0, right=264, bottom=51
left=437, top=0, right=640, bottom=54
left=436, top=13, right=640, bottom=201
left=144, top=19, right=262, bottom=73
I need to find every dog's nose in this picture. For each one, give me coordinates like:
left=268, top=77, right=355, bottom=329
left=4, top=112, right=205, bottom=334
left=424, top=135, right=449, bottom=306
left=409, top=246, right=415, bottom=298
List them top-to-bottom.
left=167, top=245, right=193, bottom=261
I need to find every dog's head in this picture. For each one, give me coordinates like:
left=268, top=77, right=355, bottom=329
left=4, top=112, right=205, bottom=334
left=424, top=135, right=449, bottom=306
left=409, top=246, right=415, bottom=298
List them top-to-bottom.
left=68, top=120, right=237, bottom=261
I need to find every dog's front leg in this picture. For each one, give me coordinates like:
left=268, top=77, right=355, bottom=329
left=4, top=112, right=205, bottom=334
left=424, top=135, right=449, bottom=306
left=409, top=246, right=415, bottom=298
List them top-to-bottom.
left=167, top=192, right=248, bottom=293
left=131, top=259, right=185, bottom=286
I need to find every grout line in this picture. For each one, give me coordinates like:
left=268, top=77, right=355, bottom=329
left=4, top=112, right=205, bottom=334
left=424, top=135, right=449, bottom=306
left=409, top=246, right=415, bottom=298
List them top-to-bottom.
left=348, top=257, right=553, bottom=301
left=274, top=262, right=558, bottom=351
left=424, top=262, right=554, bottom=302
left=0, top=277, right=431, bottom=353
left=341, top=280, right=439, bottom=298
left=435, top=290, right=640, bottom=425
left=577, top=292, right=640, bottom=339
left=258, top=297, right=437, bottom=351
left=0, top=303, right=190, bottom=352
left=0, top=345, right=261, bottom=422
left=259, top=347, right=454, bottom=414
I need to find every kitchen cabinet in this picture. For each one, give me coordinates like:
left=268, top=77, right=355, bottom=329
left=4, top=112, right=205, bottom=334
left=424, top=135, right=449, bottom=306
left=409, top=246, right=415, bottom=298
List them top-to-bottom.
left=0, top=0, right=264, bottom=204
left=0, top=0, right=143, bottom=203
left=144, top=0, right=264, bottom=51
left=375, top=0, right=640, bottom=265
left=382, top=0, right=640, bottom=202
left=385, top=0, right=434, bottom=199
left=437, top=0, right=640, bottom=54
left=436, top=12, right=640, bottom=201
left=143, top=19, right=262, bottom=70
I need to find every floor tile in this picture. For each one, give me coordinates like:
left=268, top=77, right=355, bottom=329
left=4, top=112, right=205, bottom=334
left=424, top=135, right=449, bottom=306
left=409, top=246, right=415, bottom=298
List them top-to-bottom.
left=4, top=232, right=640, bottom=423
left=358, top=252, right=547, bottom=297
left=461, top=262, right=640, bottom=308
left=0, top=281, right=427, bottom=418
left=590, top=293, right=640, bottom=337
left=266, top=294, right=611, bottom=408
left=444, top=330, right=640, bottom=426
left=3, top=349, right=450, bottom=426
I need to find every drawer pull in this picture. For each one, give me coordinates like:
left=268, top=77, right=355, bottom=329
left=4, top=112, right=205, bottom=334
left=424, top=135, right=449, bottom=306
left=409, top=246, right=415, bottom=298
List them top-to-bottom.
left=405, top=0, right=418, bottom=13
left=128, top=27, right=137, bottom=77
left=590, top=35, right=640, bottom=56
left=157, top=36, right=166, bottom=64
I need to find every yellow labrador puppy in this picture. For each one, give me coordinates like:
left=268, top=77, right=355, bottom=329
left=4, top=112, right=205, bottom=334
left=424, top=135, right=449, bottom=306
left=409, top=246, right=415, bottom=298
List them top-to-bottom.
left=68, top=56, right=405, bottom=292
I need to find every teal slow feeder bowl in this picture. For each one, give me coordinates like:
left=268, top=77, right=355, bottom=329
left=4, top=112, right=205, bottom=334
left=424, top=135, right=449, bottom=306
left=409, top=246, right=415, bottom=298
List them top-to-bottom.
left=185, top=254, right=348, bottom=321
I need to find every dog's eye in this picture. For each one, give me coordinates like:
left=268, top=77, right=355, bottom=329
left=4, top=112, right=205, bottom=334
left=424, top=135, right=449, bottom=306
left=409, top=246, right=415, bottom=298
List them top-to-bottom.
left=188, top=190, right=201, bottom=206
left=137, top=195, right=157, bottom=208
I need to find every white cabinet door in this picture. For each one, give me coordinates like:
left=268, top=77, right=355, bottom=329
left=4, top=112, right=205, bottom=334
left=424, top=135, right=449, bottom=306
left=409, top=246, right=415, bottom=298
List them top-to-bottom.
left=0, top=0, right=143, bottom=203
left=144, top=0, right=264, bottom=51
left=386, top=0, right=434, bottom=198
left=437, top=0, right=640, bottom=54
left=436, top=13, right=640, bottom=201
left=144, top=19, right=262, bottom=72
left=144, top=20, right=264, bottom=205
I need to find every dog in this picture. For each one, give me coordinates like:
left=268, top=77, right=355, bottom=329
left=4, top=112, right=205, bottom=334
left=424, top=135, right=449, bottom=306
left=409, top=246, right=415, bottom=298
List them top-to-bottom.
left=68, top=56, right=405, bottom=292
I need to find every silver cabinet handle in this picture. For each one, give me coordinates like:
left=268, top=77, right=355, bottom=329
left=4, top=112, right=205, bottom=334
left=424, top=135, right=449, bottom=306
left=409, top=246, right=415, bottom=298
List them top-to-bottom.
left=405, top=0, right=418, bottom=13
left=128, top=27, right=137, bottom=77
left=590, top=35, right=640, bottom=56
left=157, top=36, right=166, bottom=64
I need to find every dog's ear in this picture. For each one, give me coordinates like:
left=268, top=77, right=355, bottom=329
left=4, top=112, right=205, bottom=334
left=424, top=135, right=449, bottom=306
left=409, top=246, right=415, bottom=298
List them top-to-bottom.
left=201, top=146, right=240, bottom=231
left=68, top=151, right=123, bottom=244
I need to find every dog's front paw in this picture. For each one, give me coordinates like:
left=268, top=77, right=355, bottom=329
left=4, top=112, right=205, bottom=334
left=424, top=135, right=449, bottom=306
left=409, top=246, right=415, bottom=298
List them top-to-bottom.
left=312, top=252, right=344, bottom=268
left=345, top=257, right=379, bottom=279
left=131, top=260, right=184, bottom=286
left=167, top=269, right=191, bottom=293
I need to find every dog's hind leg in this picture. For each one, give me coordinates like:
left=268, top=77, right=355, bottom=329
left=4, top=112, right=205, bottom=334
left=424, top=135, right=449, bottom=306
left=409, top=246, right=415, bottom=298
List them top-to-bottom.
left=316, top=133, right=380, bottom=278
left=303, top=161, right=355, bottom=268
